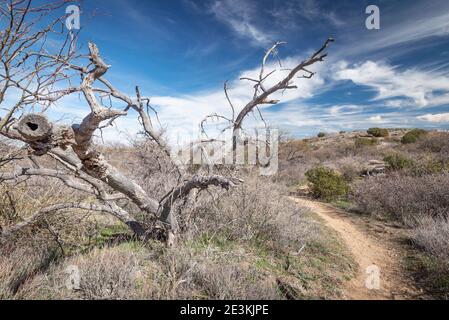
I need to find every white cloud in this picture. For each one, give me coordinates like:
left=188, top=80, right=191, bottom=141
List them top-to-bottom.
left=334, top=61, right=449, bottom=108
left=384, top=99, right=412, bottom=108
left=328, top=104, right=363, bottom=116
left=417, top=113, right=449, bottom=123
left=369, top=115, right=383, bottom=123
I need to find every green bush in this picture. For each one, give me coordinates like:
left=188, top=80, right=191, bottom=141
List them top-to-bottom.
left=367, top=128, right=389, bottom=138
left=402, top=129, right=427, bottom=144
left=317, top=132, right=326, bottom=138
left=355, top=138, right=378, bottom=148
left=384, top=153, right=414, bottom=171
left=305, top=166, right=350, bottom=201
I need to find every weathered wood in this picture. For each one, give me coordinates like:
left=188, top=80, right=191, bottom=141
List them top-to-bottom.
left=16, top=114, right=52, bottom=141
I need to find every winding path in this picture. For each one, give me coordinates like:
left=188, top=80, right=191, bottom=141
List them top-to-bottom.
left=290, top=197, right=419, bottom=300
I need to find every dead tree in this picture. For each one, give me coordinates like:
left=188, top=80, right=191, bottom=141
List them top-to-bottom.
left=0, top=1, right=333, bottom=244
left=0, top=1, right=237, bottom=244
left=200, top=39, right=334, bottom=153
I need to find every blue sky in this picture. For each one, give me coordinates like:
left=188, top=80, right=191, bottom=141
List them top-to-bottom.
left=20, top=0, right=449, bottom=141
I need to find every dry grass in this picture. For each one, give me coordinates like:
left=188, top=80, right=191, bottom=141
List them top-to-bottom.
left=17, top=224, right=353, bottom=300
left=20, top=242, right=282, bottom=300
left=0, top=245, right=60, bottom=299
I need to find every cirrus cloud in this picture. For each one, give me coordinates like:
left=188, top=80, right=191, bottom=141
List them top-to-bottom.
left=334, top=61, right=449, bottom=108
left=417, top=113, right=449, bottom=123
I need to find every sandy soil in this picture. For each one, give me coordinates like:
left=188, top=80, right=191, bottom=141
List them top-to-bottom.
left=290, top=197, right=420, bottom=300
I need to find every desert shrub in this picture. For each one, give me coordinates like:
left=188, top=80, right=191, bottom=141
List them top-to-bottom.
left=367, top=128, right=389, bottom=138
left=402, top=129, right=427, bottom=144
left=317, top=132, right=326, bottom=138
left=414, top=132, right=449, bottom=162
left=416, top=133, right=449, bottom=153
left=355, top=138, right=378, bottom=148
left=279, top=139, right=310, bottom=162
left=117, top=140, right=179, bottom=200
left=383, top=153, right=414, bottom=171
left=330, top=156, right=367, bottom=182
left=410, top=157, right=449, bottom=176
left=423, top=158, right=448, bottom=174
left=277, top=161, right=316, bottom=187
left=339, top=165, right=360, bottom=182
left=305, top=166, right=350, bottom=201
left=352, top=173, right=449, bottom=226
left=186, top=175, right=316, bottom=251
left=0, top=179, right=134, bottom=298
left=0, top=180, right=117, bottom=253
left=408, top=217, right=449, bottom=299
left=411, top=217, right=449, bottom=263
left=23, top=224, right=350, bottom=300
left=24, top=242, right=282, bottom=300
left=19, top=244, right=152, bottom=300
left=0, top=245, right=61, bottom=299
left=147, top=245, right=282, bottom=299
left=75, top=247, right=146, bottom=300
left=407, top=253, right=449, bottom=300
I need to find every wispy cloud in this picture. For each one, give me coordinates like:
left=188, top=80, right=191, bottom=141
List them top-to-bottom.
left=209, top=0, right=344, bottom=47
left=210, top=0, right=273, bottom=46
left=328, top=0, right=449, bottom=61
left=375, top=5, right=449, bottom=48
left=334, top=61, right=449, bottom=108
left=328, top=104, right=363, bottom=116
left=418, top=113, right=449, bottom=123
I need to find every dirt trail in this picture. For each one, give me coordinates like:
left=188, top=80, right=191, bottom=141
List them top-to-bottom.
left=290, top=197, right=419, bottom=300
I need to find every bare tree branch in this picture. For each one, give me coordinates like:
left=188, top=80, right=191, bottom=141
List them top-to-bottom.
left=233, top=38, right=334, bottom=134
left=158, top=175, right=241, bottom=223
left=0, top=202, right=144, bottom=239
